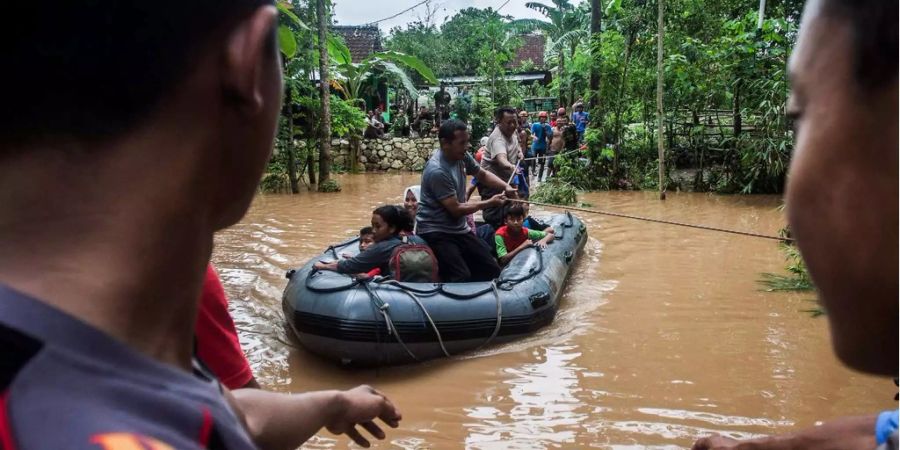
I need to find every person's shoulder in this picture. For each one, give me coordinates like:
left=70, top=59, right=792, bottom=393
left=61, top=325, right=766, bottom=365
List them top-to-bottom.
left=3, top=347, right=253, bottom=449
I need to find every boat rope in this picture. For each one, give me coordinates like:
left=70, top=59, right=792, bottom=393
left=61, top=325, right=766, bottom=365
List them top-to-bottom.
left=520, top=148, right=581, bottom=162
left=511, top=199, right=792, bottom=243
left=474, top=280, right=503, bottom=351
left=362, top=281, right=419, bottom=362
left=394, top=288, right=451, bottom=358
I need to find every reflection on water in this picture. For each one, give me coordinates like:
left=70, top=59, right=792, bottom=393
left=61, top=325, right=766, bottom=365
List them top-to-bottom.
left=212, top=173, right=893, bottom=449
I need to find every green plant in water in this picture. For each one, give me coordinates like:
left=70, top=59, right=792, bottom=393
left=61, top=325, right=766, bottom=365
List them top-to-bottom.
left=318, top=179, right=342, bottom=193
left=529, top=180, right=578, bottom=206
left=758, top=240, right=823, bottom=317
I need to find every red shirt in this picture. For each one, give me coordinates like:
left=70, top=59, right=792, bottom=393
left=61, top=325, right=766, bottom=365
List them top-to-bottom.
left=496, top=225, right=532, bottom=253
left=195, top=265, right=254, bottom=389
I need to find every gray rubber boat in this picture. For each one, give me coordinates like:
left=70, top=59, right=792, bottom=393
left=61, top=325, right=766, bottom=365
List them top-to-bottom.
left=282, top=212, right=587, bottom=366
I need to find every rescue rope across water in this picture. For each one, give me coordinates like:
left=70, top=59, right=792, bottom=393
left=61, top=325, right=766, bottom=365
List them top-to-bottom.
left=510, top=199, right=793, bottom=243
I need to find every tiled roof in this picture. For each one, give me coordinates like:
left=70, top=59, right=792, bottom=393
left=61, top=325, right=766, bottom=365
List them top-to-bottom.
left=331, top=25, right=383, bottom=63
left=510, top=34, right=546, bottom=69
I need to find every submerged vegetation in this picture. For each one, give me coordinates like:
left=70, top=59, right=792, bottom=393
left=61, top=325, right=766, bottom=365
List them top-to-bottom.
left=529, top=180, right=579, bottom=206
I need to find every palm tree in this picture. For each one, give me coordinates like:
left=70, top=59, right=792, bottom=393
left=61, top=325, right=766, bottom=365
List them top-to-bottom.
left=510, top=1, right=588, bottom=107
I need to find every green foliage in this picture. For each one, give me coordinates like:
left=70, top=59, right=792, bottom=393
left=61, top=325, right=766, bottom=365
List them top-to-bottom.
left=328, top=39, right=437, bottom=101
left=318, top=178, right=342, bottom=193
left=530, top=180, right=578, bottom=205
left=758, top=238, right=822, bottom=317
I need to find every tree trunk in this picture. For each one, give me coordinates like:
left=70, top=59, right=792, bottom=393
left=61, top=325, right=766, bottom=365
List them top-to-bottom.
left=316, top=0, right=332, bottom=190
left=588, top=0, right=601, bottom=109
left=656, top=0, right=666, bottom=200
left=757, top=0, right=766, bottom=29
left=612, top=30, right=636, bottom=173
left=569, top=41, right=578, bottom=108
left=558, top=52, right=566, bottom=107
left=733, top=78, right=742, bottom=138
left=282, top=89, right=300, bottom=194
left=349, top=134, right=361, bottom=173
left=306, top=141, right=317, bottom=187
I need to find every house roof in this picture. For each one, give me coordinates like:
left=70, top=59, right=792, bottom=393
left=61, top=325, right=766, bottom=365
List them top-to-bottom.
left=331, top=25, right=383, bottom=63
left=510, top=34, right=546, bottom=69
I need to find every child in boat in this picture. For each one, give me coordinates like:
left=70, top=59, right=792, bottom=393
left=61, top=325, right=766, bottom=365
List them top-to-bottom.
left=494, top=204, right=555, bottom=266
left=315, top=205, right=428, bottom=277
left=341, top=226, right=375, bottom=260
left=359, top=226, right=376, bottom=252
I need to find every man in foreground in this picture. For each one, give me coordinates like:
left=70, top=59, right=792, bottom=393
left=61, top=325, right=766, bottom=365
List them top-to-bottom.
left=693, top=0, right=897, bottom=448
left=0, top=1, right=399, bottom=449
left=416, top=120, right=517, bottom=282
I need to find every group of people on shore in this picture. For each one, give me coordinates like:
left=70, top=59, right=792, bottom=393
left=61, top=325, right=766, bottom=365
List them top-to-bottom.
left=0, top=0, right=895, bottom=449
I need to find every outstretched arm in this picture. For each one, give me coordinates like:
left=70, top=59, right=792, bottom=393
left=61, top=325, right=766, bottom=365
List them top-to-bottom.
left=475, top=168, right=517, bottom=197
left=439, top=192, right=506, bottom=219
left=229, top=385, right=402, bottom=450
left=692, top=414, right=877, bottom=450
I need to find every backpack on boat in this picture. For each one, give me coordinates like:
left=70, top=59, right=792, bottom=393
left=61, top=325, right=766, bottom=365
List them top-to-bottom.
left=389, top=236, right=438, bottom=283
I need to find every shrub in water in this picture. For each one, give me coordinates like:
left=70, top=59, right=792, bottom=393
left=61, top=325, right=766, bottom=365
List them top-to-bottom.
left=529, top=180, right=577, bottom=206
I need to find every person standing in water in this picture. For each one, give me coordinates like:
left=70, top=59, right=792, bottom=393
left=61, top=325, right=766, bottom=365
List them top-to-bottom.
left=531, top=111, right=553, bottom=182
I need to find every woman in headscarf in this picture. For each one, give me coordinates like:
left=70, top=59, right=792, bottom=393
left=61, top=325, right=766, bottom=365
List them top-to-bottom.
left=404, top=185, right=420, bottom=234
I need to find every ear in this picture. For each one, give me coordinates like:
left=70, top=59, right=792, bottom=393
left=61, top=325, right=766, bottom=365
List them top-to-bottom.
left=222, top=5, right=278, bottom=114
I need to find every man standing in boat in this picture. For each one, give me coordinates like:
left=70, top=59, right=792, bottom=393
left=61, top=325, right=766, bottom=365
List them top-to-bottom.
left=479, top=107, right=524, bottom=228
left=417, top=119, right=517, bottom=282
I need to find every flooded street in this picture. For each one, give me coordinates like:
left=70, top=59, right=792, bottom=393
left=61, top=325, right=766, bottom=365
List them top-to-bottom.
left=212, top=172, right=893, bottom=449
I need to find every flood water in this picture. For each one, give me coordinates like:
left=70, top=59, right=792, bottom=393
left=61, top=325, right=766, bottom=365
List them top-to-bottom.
left=212, top=172, right=893, bottom=449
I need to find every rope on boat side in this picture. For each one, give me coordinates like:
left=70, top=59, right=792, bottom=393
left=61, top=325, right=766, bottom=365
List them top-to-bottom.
left=511, top=199, right=792, bottom=243
left=474, top=281, right=503, bottom=351
left=363, top=282, right=419, bottom=362
left=395, top=287, right=452, bottom=358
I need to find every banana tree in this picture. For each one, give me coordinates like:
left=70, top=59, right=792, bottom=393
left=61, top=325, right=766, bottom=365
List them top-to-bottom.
left=327, top=38, right=438, bottom=104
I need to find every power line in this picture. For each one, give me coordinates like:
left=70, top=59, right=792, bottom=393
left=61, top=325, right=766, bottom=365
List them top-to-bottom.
left=360, top=0, right=431, bottom=26
left=497, top=0, right=512, bottom=11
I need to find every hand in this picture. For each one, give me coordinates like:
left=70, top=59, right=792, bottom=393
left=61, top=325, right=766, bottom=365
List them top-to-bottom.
left=504, top=185, right=518, bottom=198
left=486, top=194, right=507, bottom=208
left=517, top=240, right=533, bottom=251
left=536, top=240, right=548, bottom=249
left=340, top=253, right=352, bottom=259
left=313, top=262, right=327, bottom=270
left=326, top=385, right=402, bottom=448
left=692, top=435, right=741, bottom=450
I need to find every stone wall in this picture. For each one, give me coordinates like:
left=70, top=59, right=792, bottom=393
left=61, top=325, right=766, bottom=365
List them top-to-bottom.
left=330, top=137, right=437, bottom=172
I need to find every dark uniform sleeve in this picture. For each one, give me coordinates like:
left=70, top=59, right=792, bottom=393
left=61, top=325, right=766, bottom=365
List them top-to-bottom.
left=336, top=240, right=397, bottom=274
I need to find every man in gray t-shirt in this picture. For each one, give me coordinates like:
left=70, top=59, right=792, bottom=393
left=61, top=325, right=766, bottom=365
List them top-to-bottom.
left=416, top=119, right=516, bottom=282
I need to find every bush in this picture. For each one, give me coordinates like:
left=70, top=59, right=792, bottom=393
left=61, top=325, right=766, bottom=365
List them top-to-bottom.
left=318, top=179, right=342, bottom=193
left=529, top=180, right=577, bottom=205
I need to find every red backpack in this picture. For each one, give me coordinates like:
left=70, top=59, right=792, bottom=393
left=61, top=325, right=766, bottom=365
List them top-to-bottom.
left=389, top=236, right=439, bottom=283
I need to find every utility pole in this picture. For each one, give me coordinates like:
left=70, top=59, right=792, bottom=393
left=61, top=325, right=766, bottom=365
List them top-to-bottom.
left=316, top=0, right=332, bottom=190
left=588, top=0, right=601, bottom=109
left=656, top=0, right=666, bottom=200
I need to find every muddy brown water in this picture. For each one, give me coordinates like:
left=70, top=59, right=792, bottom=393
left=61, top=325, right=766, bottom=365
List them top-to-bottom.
left=212, top=172, right=893, bottom=449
